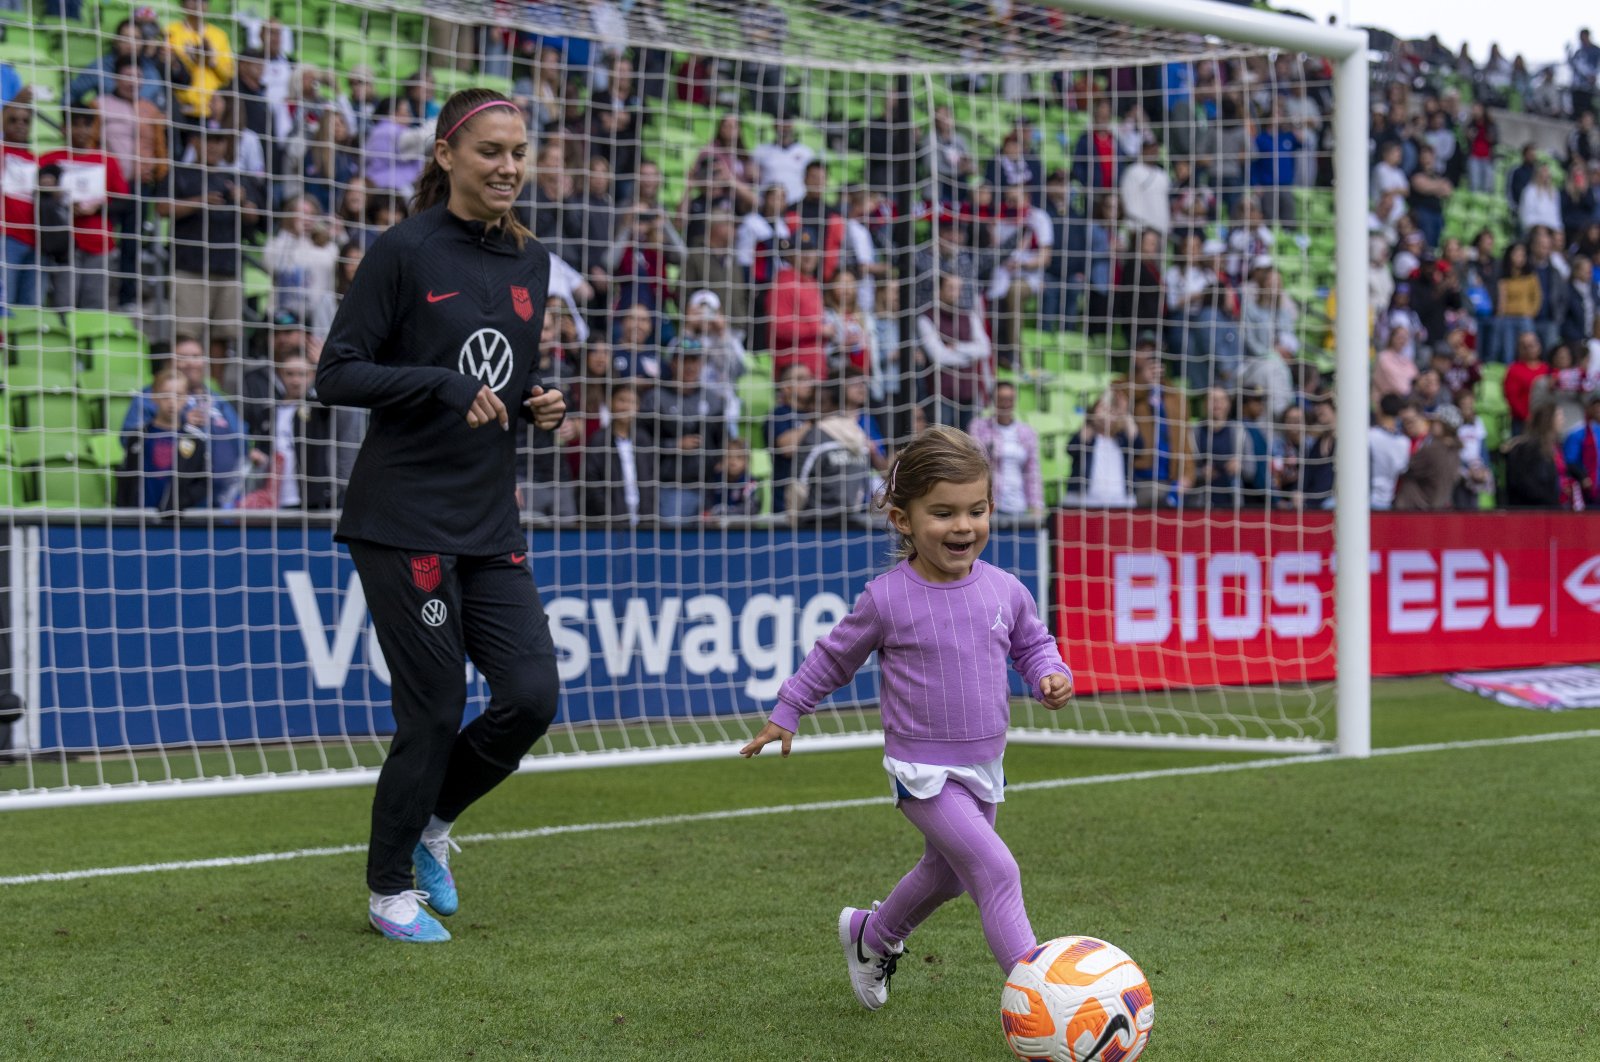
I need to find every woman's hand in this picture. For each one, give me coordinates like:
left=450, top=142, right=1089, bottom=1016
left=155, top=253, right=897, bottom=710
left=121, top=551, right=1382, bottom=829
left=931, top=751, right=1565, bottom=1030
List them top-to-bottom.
left=466, top=385, right=509, bottom=429
left=524, top=385, right=566, bottom=431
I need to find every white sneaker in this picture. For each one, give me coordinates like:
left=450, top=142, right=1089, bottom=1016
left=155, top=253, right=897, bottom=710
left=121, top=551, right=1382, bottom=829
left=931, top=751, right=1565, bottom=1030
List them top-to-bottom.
left=838, top=903, right=903, bottom=1010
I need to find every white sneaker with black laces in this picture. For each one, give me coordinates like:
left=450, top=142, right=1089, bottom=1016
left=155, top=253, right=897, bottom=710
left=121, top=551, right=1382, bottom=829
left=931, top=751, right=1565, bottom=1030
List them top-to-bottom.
left=838, top=903, right=903, bottom=1010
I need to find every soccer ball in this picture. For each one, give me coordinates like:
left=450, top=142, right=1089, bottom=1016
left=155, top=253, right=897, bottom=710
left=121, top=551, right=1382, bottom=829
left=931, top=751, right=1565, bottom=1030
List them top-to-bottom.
left=1001, top=936, right=1154, bottom=1062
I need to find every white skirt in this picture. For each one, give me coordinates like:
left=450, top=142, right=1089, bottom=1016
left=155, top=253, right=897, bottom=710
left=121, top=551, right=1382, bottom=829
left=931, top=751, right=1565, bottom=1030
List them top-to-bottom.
left=883, top=753, right=1006, bottom=806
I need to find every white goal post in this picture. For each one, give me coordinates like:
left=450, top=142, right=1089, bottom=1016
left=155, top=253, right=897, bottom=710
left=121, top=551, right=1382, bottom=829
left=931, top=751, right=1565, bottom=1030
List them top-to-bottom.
left=0, top=0, right=1370, bottom=810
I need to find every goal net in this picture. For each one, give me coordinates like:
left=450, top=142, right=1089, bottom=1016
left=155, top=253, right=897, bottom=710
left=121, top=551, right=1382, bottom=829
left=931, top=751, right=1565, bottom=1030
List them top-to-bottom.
left=0, top=0, right=1369, bottom=807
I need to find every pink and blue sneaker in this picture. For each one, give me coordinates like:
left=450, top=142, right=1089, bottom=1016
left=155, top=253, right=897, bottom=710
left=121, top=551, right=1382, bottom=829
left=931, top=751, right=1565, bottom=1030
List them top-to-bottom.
left=413, top=835, right=461, bottom=916
left=369, top=890, right=451, bottom=943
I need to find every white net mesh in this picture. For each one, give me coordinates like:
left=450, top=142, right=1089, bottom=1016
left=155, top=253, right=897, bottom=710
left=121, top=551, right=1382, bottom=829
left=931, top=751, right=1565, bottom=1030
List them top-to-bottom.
left=0, top=0, right=1350, bottom=804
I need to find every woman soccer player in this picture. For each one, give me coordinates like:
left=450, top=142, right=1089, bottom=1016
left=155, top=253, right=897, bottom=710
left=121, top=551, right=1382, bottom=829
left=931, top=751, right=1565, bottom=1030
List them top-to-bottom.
left=315, top=88, right=567, bottom=943
left=741, top=426, right=1074, bottom=1006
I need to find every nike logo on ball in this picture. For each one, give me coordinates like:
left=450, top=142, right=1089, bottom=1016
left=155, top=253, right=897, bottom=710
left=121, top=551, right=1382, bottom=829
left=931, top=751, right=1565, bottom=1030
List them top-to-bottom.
left=427, top=291, right=461, bottom=303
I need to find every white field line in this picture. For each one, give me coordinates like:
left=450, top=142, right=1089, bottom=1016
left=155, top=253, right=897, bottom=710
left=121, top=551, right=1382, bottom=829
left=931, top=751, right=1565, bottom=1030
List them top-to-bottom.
left=3, top=729, right=1597, bottom=888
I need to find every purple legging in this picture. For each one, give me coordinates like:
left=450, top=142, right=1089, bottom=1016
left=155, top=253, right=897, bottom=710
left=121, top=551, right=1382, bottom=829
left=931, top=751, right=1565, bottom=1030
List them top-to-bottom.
left=863, top=780, right=1036, bottom=973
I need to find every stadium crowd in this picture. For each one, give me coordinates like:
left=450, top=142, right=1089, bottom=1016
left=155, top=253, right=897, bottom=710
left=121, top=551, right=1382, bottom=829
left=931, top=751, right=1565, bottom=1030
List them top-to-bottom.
left=1, top=0, right=1599, bottom=518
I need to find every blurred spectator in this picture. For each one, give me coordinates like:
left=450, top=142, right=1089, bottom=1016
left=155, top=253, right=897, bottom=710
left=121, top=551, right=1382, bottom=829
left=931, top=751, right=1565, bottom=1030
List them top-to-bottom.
left=166, top=0, right=235, bottom=124
left=738, top=0, right=790, bottom=118
left=1572, top=29, right=1600, bottom=115
left=589, top=53, right=642, bottom=204
left=1199, top=96, right=1248, bottom=213
left=1069, top=97, right=1120, bottom=212
left=364, top=98, right=429, bottom=195
left=1, top=101, right=39, bottom=310
left=1463, top=102, right=1498, bottom=194
left=1249, top=103, right=1298, bottom=223
left=926, top=104, right=976, bottom=206
left=302, top=108, right=360, bottom=214
left=38, top=109, right=129, bottom=310
left=685, top=116, right=758, bottom=230
left=753, top=119, right=813, bottom=206
left=157, top=124, right=264, bottom=386
left=985, top=131, right=1038, bottom=206
left=1119, top=136, right=1170, bottom=237
left=1371, top=141, right=1408, bottom=202
left=1506, top=144, right=1539, bottom=212
left=1408, top=145, right=1452, bottom=248
left=566, top=154, right=619, bottom=295
left=788, top=160, right=844, bottom=281
left=1518, top=163, right=1562, bottom=236
left=1559, top=166, right=1596, bottom=238
left=987, top=184, right=1051, bottom=368
left=841, top=187, right=887, bottom=319
left=1082, top=191, right=1121, bottom=334
left=264, top=194, right=338, bottom=322
left=1223, top=196, right=1274, bottom=284
left=610, top=205, right=682, bottom=316
left=770, top=228, right=829, bottom=380
left=1117, top=229, right=1166, bottom=337
left=1527, top=231, right=1570, bottom=353
left=307, top=241, right=362, bottom=338
left=1495, top=241, right=1540, bottom=362
left=1563, top=255, right=1597, bottom=343
left=824, top=269, right=878, bottom=380
left=917, top=271, right=991, bottom=431
left=678, top=289, right=746, bottom=437
left=610, top=303, right=663, bottom=394
left=1439, top=327, right=1484, bottom=396
left=1503, top=329, right=1551, bottom=434
left=124, top=333, right=247, bottom=508
left=642, top=341, right=726, bottom=521
left=1119, top=347, right=1193, bottom=507
left=239, top=351, right=344, bottom=510
left=767, top=362, right=817, bottom=514
left=836, top=366, right=887, bottom=472
left=1412, top=368, right=1446, bottom=414
left=116, top=369, right=209, bottom=511
left=787, top=377, right=876, bottom=525
left=969, top=381, right=1043, bottom=517
left=582, top=382, right=657, bottom=526
left=1065, top=388, right=1138, bottom=507
left=1454, top=391, right=1495, bottom=509
left=1369, top=393, right=1412, bottom=511
left=1563, top=393, right=1600, bottom=507
left=1299, top=398, right=1337, bottom=509
left=1503, top=403, right=1571, bottom=507
left=1394, top=405, right=1464, bottom=510
left=705, top=435, right=761, bottom=518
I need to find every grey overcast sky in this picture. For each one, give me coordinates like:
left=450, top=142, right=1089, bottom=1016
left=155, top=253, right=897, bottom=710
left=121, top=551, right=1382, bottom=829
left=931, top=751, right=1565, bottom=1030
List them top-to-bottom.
left=1282, top=0, right=1583, bottom=69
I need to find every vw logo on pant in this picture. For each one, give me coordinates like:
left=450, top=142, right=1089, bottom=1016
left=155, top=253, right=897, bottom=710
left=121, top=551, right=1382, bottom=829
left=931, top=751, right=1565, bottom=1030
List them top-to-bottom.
left=459, top=328, right=515, bottom=392
left=421, top=599, right=449, bottom=627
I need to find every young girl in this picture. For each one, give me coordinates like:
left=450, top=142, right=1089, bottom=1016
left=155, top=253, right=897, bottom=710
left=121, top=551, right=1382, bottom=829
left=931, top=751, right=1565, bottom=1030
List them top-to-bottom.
left=740, top=426, right=1073, bottom=1008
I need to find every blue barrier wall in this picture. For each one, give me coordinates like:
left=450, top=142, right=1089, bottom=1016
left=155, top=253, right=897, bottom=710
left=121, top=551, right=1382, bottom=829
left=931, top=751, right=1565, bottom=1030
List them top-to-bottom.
left=35, top=525, right=1043, bottom=751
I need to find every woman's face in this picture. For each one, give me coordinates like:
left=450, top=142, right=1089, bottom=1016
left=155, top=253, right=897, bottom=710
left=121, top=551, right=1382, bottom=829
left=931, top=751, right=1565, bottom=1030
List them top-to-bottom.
left=439, top=109, right=528, bottom=222
left=340, top=246, right=364, bottom=278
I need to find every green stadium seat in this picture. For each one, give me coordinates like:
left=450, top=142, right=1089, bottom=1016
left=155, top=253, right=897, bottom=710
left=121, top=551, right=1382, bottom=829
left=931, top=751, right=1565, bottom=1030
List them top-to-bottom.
left=79, top=349, right=150, bottom=397
left=9, top=424, right=87, bottom=466
left=35, top=463, right=113, bottom=509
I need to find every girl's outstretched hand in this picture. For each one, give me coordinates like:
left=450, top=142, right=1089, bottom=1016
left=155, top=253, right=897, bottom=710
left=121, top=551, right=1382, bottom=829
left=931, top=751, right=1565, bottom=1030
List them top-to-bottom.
left=1040, top=672, right=1074, bottom=710
left=739, top=722, right=794, bottom=758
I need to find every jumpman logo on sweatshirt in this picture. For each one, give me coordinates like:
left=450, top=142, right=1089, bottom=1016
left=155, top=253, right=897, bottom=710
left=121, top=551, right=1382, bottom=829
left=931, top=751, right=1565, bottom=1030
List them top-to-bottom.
left=991, top=606, right=1007, bottom=632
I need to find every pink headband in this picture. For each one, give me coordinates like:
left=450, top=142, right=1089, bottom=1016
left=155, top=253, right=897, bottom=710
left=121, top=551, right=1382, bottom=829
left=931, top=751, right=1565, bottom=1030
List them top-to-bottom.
left=442, top=99, right=521, bottom=141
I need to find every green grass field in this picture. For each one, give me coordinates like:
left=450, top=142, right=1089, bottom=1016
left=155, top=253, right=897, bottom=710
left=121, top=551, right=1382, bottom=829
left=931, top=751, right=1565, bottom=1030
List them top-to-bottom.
left=3, top=678, right=1598, bottom=1060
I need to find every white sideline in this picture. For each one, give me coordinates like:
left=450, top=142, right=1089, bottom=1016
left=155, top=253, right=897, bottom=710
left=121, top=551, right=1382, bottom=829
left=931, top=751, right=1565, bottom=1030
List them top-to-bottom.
left=3, top=729, right=1597, bottom=888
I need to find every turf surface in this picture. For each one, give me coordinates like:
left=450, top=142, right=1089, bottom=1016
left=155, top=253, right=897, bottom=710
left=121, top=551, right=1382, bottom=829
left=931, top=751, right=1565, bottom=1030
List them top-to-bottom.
left=2, top=677, right=1597, bottom=1060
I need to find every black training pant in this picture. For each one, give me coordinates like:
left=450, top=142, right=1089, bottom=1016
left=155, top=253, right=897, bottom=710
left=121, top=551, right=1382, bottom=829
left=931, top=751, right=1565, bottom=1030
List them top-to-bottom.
left=347, top=540, right=560, bottom=894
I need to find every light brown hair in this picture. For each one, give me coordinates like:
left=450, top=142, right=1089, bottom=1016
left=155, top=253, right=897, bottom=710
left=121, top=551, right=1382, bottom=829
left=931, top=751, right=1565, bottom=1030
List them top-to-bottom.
left=877, top=426, right=992, bottom=559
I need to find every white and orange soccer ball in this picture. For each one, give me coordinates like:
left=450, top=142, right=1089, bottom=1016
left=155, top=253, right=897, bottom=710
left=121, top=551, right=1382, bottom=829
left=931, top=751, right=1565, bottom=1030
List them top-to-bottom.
left=1001, top=936, right=1154, bottom=1062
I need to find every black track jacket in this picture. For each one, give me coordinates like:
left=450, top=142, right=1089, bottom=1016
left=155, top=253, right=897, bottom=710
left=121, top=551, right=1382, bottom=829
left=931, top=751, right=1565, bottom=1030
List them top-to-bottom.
left=316, top=204, right=552, bottom=555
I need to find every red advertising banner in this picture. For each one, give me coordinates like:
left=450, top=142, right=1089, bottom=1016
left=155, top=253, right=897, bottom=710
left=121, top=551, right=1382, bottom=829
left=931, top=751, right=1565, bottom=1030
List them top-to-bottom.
left=1056, top=511, right=1600, bottom=694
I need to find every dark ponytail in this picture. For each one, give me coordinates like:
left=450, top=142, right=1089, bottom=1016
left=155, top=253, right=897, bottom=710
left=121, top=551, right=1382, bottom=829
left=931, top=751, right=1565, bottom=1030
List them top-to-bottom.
left=410, top=87, right=535, bottom=249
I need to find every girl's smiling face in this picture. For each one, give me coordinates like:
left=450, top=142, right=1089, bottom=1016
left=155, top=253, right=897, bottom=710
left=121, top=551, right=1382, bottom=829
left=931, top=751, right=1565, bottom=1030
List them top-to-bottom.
left=890, top=477, right=992, bottom=582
